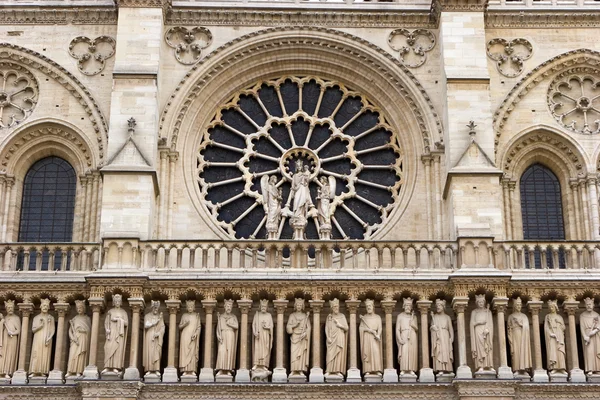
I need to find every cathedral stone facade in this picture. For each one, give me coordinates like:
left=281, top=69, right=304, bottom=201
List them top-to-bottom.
left=0, top=0, right=599, bottom=399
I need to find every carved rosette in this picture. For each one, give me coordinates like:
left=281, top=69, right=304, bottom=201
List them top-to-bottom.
left=165, top=27, right=212, bottom=65
left=387, top=29, right=436, bottom=68
left=68, top=36, right=116, bottom=76
left=486, top=38, right=533, bottom=78
left=0, top=63, right=38, bottom=129
left=548, top=68, right=600, bottom=135
left=197, top=76, right=404, bottom=240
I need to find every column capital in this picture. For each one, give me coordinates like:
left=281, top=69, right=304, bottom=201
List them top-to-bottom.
left=88, top=297, right=105, bottom=312
left=128, top=297, right=145, bottom=313
left=452, top=297, right=469, bottom=313
left=492, top=297, right=509, bottom=313
left=165, top=299, right=180, bottom=314
left=201, top=299, right=217, bottom=312
left=237, top=299, right=253, bottom=314
left=273, top=299, right=289, bottom=314
left=308, top=299, right=325, bottom=313
left=345, top=299, right=361, bottom=313
left=380, top=299, right=396, bottom=314
left=416, top=299, right=432, bottom=313
left=528, top=300, right=543, bottom=315
left=563, top=300, right=580, bottom=316
left=17, top=302, right=34, bottom=316
left=53, top=302, right=70, bottom=317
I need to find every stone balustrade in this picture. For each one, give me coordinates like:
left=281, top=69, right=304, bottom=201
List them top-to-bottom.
left=488, top=0, right=599, bottom=7
left=495, top=241, right=600, bottom=270
left=0, top=243, right=100, bottom=272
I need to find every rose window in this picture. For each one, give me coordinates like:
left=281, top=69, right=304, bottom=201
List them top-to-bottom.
left=0, top=64, right=38, bottom=129
left=548, top=73, right=600, bottom=135
left=197, top=76, right=403, bottom=240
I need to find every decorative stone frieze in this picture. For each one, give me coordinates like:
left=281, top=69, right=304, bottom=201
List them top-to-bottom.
left=0, top=8, right=117, bottom=25
left=165, top=27, right=212, bottom=65
left=388, top=29, right=436, bottom=68
left=68, top=36, right=116, bottom=76
left=486, top=38, right=533, bottom=78
left=0, top=63, right=38, bottom=129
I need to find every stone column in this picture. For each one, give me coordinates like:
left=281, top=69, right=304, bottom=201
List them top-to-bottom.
left=588, top=176, right=600, bottom=240
left=452, top=297, right=472, bottom=379
left=492, top=297, right=512, bottom=379
left=83, top=298, right=104, bottom=379
left=124, top=298, right=144, bottom=380
left=199, top=299, right=216, bottom=382
left=235, top=299, right=253, bottom=382
left=272, top=299, right=288, bottom=383
left=346, top=299, right=361, bottom=382
left=381, top=299, right=398, bottom=382
left=163, top=300, right=180, bottom=382
left=309, top=300, right=324, bottom=383
left=417, top=300, right=434, bottom=382
left=528, top=301, right=548, bottom=382
left=564, top=301, right=586, bottom=382
left=11, top=302, right=33, bottom=384
left=48, top=302, right=70, bottom=384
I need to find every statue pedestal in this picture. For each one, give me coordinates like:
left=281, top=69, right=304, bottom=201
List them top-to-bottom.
left=82, top=365, right=99, bottom=380
left=456, top=365, right=472, bottom=379
left=497, top=366, right=513, bottom=379
left=122, top=367, right=139, bottom=380
left=162, top=367, right=178, bottom=383
left=199, top=367, right=214, bottom=382
left=272, top=367, right=287, bottom=383
left=309, top=367, right=324, bottom=383
left=346, top=367, right=362, bottom=383
left=235, top=368, right=250, bottom=382
left=383, top=368, right=398, bottom=383
left=418, top=368, right=435, bottom=383
left=474, top=368, right=496, bottom=379
left=569, top=368, right=586, bottom=383
left=47, top=369, right=64, bottom=385
left=532, top=369, right=549, bottom=383
left=11, top=370, right=28, bottom=384
left=102, top=370, right=124, bottom=381
left=549, top=370, right=568, bottom=383
left=288, top=371, right=307, bottom=383
left=399, top=371, right=417, bottom=383
left=513, top=371, right=531, bottom=381
left=143, top=372, right=162, bottom=383
left=215, top=372, right=234, bottom=383
left=324, top=372, right=344, bottom=383
left=364, top=372, right=382, bottom=383
left=436, top=372, right=455, bottom=382
left=180, top=373, right=198, bottom=383
left=587, top=373, right=600, bottom=383
left=28, top=375, right=47, bottom=385
left=65, top=375, right=83, bottom=385
left=0, top=376, right=10, bottom=385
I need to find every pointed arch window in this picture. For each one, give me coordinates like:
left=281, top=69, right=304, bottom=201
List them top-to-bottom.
left=18, top=156, right=76, bottom=270
left=519, top=163, right=565, bottom=268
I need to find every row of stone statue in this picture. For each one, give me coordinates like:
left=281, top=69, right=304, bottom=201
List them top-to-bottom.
left=1, top=294, right=600, bottom=383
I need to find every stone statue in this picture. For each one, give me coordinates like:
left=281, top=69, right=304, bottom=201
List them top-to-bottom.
left=287, top=160, right=315, bottom=240
left=261, top=175, right=282, bottom=240
left=317, top=176, right=335, bottom=240
left=102, top=294, right=129, bottom=374
left=470, top=294, right=494, bottom=372
left=396, top=297, right=418, bottom=377
left=506, top=297, right=532, bottom=376
left=580, top=297, right=600, bottom=374
left=29, top=298, right=55, bottom=377
left=287, top=298, right=311, bottom=377
left=325, top=298, right=348, bottom=379
left=215, top=299, right=238, bottom=376
left=251, top=299, right=273, bottom=381
left=359, top=299, right=383, bottom=377
left=430, top=299, right=454, bottom=374
left=0, top=300, right=20, bottom=378
left=66, top=300, right=91, bottom=378
left=143, top=300, right=165, bottom=377
left=179, top=300, right=201, bottom=377
left=544, top=300, right=566, bottom=374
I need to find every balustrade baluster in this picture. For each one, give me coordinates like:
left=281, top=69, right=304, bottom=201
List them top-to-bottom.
left=177, top=247, right=183, bottom=268
left=189, top=247, right=196, bottom=268
left=202, top=247, right=208, bottom=269
left=214, top=247, right=221, bottom=269
left=352, top=247, right=358, bottom=269
left=390, top=247, right=395, bottom=269
left=402, top=247, right=408, bottom=269
left=415, top=247, right=421, bottom=269
left=540, top=247, right=548, bottom=269
left=227, top=248, right=233, bottom=268
left=377, top=248, right=383, bottom=269
left=23, top=249, right=30, bottom=272
left=37, top=250, right=44, bottom=271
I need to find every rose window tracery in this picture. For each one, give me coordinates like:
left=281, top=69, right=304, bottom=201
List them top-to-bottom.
left=0, top=64, right=38, bottom=129
left=548, top=71, right=600, bottom=135
left=197, top=76, right=403, bottom=240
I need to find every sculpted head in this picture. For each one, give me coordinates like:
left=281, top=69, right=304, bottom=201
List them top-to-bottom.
left=295, top=160, right=303, bottom=173
left=269, top=175, right=278, bottom=185
left=320, top=176, right=328, bottom=186
left=112, top=294, right=122, bottom=308
left=475, top=294, right=486, bottom=309
left=403, top=297, right=413, bottom=313
left=512, top=297, right=522, bottom=313
left=585, top=297, right=595, bottom=312
left=40, top=298, right=51, bottom=313
left=294, top=298, right=305, bottom=312
left=330, top=298, right=340, bottom=314
left=224, top=299, right=234, bottom=314
left=260, top=299, right=269, bottom=312
left=365, top=299, right=375, bottom=314
left=435, top=299, right=446, bottom=313
left=548, top=299, right=558, bottom=313
left=4, top=300, right=14, bottom=315
left=75, top=300, right=86, bottom=315
left=151, top=300, right=160, bottom=314
left=186, top=300, right=195, bottom=313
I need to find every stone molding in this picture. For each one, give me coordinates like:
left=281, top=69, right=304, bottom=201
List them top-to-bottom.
left=0, top=7, right=117, bottom=25
left=486, top=10, right=600, bottom=29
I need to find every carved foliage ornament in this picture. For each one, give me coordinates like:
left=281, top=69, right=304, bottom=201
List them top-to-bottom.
left=165, top=27, right=212, bottom=65
left=388, top=29, right=436, bottom=68
left=68, top=36, right=116, bottom=76
left=486, top=38, right=533, bottom=78
left=0, top=62, right=38, bottom=129
left=548, top=68, right=600, bottom=135
left=197, top=76, right=403, bottom=240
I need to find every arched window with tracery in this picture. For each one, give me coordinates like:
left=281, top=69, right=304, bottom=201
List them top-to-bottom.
left=18, top=156, right=77, bottom=270
left=519, top=163, right=565, bottom=268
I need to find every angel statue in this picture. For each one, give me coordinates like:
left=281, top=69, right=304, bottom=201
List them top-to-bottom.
left=284, top=160, right=316, bottom=240
left=261, top=175, right=282, bottom=240
left=317, top=176, right=336, bottom=239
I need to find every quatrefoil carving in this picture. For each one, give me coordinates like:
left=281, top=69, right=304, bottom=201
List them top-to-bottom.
left=165, top=27, right=212, bottom=65
left=388, top=29, right=436, bottom=68
left=68, top=36, right=116, bottom=76
left=486, top=38, right=533, bottom=78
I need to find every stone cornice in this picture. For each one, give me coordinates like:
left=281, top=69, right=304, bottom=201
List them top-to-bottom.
left=0, top=7, right=117, bottom=25
left=486, top=9, right=600, bottom=28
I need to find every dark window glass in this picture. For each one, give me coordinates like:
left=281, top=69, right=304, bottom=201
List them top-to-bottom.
left=18, top=157, right=76, bottom=270
left=519, top=164, right=565, bottom=268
